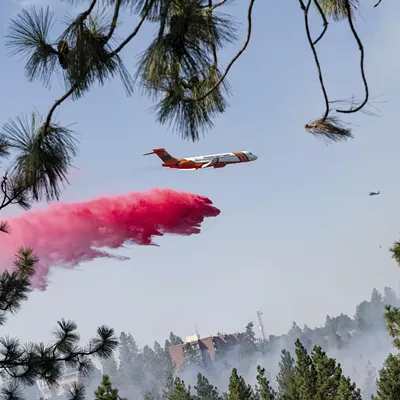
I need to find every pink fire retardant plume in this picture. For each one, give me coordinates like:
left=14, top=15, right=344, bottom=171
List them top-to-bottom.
left=0, top=189, right=220, bottom=290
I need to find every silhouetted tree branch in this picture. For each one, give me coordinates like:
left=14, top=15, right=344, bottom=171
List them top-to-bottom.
left=3, top=0, right=380, bottom=147
left=195, top=0, right=256, bottom=102
left=300, top=0, right=353, bottom=142
left=313, top=0, right=328, bottom=45
left=335, top=0, right=369, bottom=114
left=0, top=128, right=118, bottom=399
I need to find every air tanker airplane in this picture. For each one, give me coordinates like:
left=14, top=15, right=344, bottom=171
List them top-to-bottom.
left=143, top=148, right=258, bottom=170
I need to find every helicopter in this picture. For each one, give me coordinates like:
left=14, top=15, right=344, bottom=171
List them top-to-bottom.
left=369, top=191, right=380, bottom=196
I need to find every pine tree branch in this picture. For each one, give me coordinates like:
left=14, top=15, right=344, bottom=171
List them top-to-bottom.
left=40, top=0, right=102, bottom=135
left=78, top=0, right=98, bottom=20
left=105, top=0, right=122, bottom=42
left=110, top=0, right=155, bottom=56
left=157, top=0, right=172, bottom=39
left=195, top=0, right=256, bottom=103
left=208, top=0, right=218, bottom=66
left=210, top=0, right=229, bottom=11
left=300, top=0, right=330, bottom=121
left=313, top=0, right=328, bottom=45
left=374, top=0, right=383, bottom=7
left=335, top=1, right=369, bottom=114
left=42, top=86, right=76, bottom=137
left=0, top=175, right=29, bottom=212
left=0, top=175, right=11, bottom=210
left=0, top=249, right=37, bottom=326
left=0, top=272, right=30, bottom=314
left=0, top=322, right=118, bottom=386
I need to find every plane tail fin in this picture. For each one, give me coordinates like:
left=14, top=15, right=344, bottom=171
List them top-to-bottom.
left=143, top=148, right=178, bottom=165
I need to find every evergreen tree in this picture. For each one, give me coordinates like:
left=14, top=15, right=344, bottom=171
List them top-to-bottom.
left=383, top=287, right=399, bottom=307
left=353, top=289, right=386, bottom=333
left=370, top=289, right=386, bottom=329
left=371, top=289, right=383, bottom=307
left=355, top=301, right=373, bottom=333
left=384, top=305, right=400, bottom=349
left=325, top=314, right=355, bottom=336
left=239, top=322, right=257, bottom=358
left=288, top=323, right=302, bottom=344
left=118, top=332, right=135, bottom=387
left=119, top=332, right=137, bottom=367
left=169, top=333, right=184, bottom=346
left=294, top=339, right=317, bottom=400
left=155, top=341, right=174, bottom=377
left=141, top=345, right=162, bottom=392
left=311, top=346, right=342, bottom=399
left=276, top=349, right=297, bottom=400
left=100, top=353, right=119, bottom=384
left=373, top=354, right=400, bottom=400
left=79, top=360, right=103, bottom=399
left=362, top=360, right=377, bottom=400
left=255, top=365, right=276, bottom=400
left=226, top=368, right=253, bottom=400
left=163, top=372, right=176, bottom=400
left=194, top=373, right=221, bottom=400
left=94, top=375, right=127, bottom=400
left=336, top=376, right=362, bottom=400
left=168, top=377, right=193, bottom=400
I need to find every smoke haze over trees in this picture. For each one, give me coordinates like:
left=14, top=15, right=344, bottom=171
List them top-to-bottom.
left=57, top=285, right=399, bottom=400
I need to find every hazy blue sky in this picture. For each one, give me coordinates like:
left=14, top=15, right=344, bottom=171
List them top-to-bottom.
left=1, top=0, right=399, bottom=349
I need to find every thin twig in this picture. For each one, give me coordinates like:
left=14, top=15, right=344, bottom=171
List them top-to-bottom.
left=39, top=0, right=100, bottom=134
left=40, top=0, right=147, bottom=135
left=79, top=0, right=98, bottom=20
left=105, top=0, right=122, bottom=42
left=110, top=0, right=155, bottom=56
left=157, top=0, right=172, bottom=39
left=195, top=0, right=256, bottom=103
left=208, top=0, right=218, bottom=66
left=210, top=0, right=229, bottom=11
left=301, top=0, right=330, bottom=120
left=313, top=0, right=328, bottom=45
left=374, top=0, right=383, bottom=7
left=336, top=2, right=369, bottom=114
left=42, top=86, right=76, bottom=136
left=0, top=176, right=10, bottom=210
left=0, top=178, right=26, bottom=212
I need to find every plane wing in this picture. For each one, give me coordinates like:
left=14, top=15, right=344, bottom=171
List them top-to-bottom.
left=201, top=157, right=219, bottom=169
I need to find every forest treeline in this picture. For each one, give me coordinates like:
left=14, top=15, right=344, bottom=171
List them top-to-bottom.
left=41, top=285, right=400, bottom=400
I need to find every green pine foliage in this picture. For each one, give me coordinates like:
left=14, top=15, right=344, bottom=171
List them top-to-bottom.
left=4, top=0, right=376, bottom=144
left=0, top=65, right=117, bottom=400
left=276, top=350, right=297, bottom=400
left=373, top=354, right=400, bottom=400
left=255, top=366, right=276, bottom=400
left=226, top=368, right=253, bottom=400
left=195, top=373, right=222, bottom=400
left=94, top=375, right=127, bottom=400
left=168, top=377, right=193, bottom=400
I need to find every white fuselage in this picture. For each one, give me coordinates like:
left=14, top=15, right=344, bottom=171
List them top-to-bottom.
left=186, top=151, right=258, bottom=164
